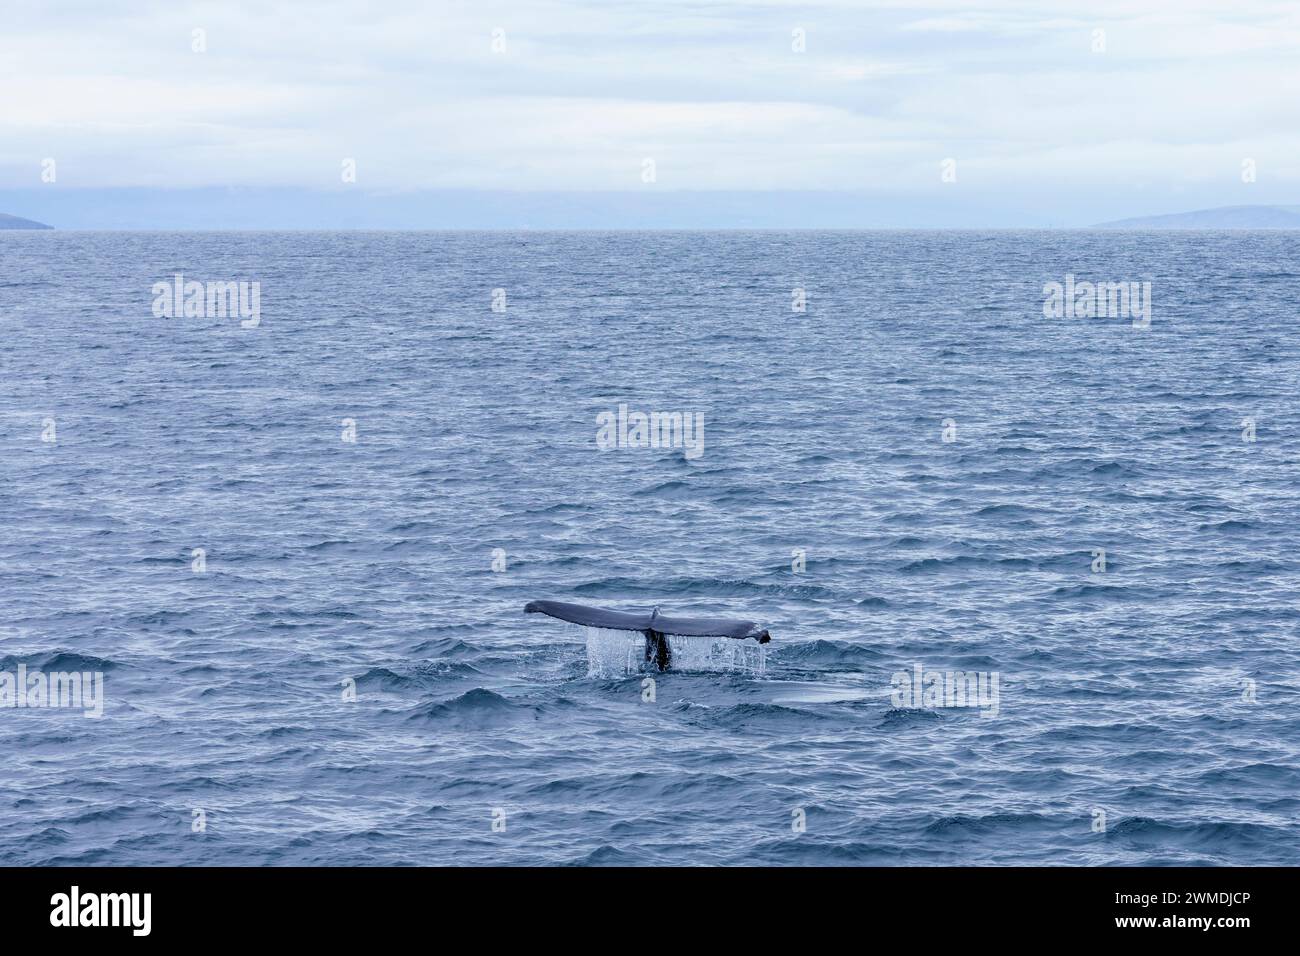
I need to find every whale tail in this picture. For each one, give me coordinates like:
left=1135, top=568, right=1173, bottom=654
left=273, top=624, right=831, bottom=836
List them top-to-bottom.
left=524, top=600, right=772, bottom=671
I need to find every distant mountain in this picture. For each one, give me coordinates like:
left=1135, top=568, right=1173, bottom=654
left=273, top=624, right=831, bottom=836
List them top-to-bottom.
left=1094, top=204, right=1300, bottom=229
left=0, top=212, right=53, bottom=229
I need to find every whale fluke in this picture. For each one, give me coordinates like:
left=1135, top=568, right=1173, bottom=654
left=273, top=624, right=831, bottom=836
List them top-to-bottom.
left=524, top=599, right=771, bottom=671
left=525, top=600, right=770, bottom=642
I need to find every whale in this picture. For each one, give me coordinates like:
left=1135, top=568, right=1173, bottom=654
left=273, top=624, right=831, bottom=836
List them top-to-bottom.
left=524, top=600, right=771, bottom=671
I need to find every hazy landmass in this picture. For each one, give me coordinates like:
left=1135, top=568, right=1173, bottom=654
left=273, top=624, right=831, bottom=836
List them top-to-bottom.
left=0, top=189, right=1064, bottom=230
left=8, top=200, right=1300, bottom=232
left=1094, top=205, right=1300, bottom=229
left=0, top=212, right=52, bottom=230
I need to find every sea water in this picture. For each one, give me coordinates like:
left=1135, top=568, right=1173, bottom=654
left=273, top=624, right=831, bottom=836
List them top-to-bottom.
left=1, top=230, right=1297, bottom=865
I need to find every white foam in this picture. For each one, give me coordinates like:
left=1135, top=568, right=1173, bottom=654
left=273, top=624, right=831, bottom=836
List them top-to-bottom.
left=583, top=627, right=766, bottom=678
left=584, top=627, right=645, bottom=678
left=666, top=634, right=767, bottom=676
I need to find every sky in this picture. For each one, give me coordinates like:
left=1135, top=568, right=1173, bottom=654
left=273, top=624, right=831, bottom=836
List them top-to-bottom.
left=2, top=0, right=1299, bottom=227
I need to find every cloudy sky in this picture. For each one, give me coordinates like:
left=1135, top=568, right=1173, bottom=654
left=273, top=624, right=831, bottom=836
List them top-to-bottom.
left=2, top=0, right=1299, bottom=226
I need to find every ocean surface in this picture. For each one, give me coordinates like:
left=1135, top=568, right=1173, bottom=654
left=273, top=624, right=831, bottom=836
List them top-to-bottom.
left=1, top=230, right=1297, bottom=866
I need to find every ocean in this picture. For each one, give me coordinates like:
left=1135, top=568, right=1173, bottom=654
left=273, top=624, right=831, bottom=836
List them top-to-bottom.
left=1, top=230, right=1297, bottom=865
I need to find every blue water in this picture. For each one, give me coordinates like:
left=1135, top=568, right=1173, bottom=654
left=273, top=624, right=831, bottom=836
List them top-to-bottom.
left=2, top=230, right=1297, bottom=866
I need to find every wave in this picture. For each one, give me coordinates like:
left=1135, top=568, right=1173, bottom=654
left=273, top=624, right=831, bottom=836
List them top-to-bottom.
left=1198, top=519, right=1260, bottom=534
left=898, top=555, right=1032, bottom=573
left=571, top=575, right=840, bottom=600
left=1049, top=583, right=1146, bottom=600
left=773, top=639, right=885, bottom=669
left=0, top=651, right=120, bottom=671
left=354, top=661, right=485, bottom=692
left=402, top=688, right=532, bottom=729
left=674, top=701, right=829, bottom=730
left=924, top=812, right=1056, bottom=836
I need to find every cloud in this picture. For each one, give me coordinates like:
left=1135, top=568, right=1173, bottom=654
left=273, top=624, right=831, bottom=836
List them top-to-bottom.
left=1, top=0, right=1297, bottom=198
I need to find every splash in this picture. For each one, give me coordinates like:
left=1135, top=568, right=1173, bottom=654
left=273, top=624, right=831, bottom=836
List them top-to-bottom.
left=583, top=627, right=645, bottom=678
left=584, top=627, right=765, bottom=678
left=667, top=634, right=767, bottom=676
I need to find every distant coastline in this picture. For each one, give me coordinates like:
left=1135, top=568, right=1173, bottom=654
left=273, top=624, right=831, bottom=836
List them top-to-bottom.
left=6, top=202, right=1300, bottom=232
left=1093, top=204, right=1300, bottom=229
left=0, top=212, right=53, bottom=230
